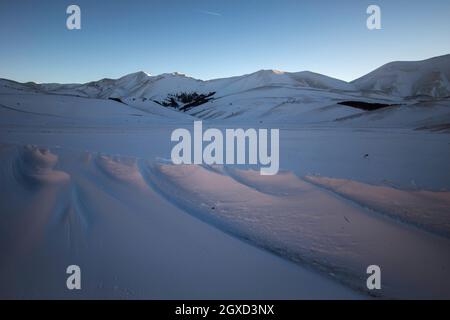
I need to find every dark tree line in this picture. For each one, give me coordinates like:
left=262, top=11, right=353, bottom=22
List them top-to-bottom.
left=154, top=91, right=216, bottom=112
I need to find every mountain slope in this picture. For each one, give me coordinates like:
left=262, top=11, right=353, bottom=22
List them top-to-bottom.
left=1, top=54, right=449, bottom=126
left=4, top=54, right=449, bottom=102
left=352, top=54, right=450, bottom=98
left=35, top=69, right=357, bottom=101
left=204, top=70, right=356, bottom=96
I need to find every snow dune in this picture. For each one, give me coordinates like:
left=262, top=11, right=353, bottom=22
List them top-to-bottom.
left=1, top=141, right=449, bottom=299
left=2, top=143, right=449, bottom=299
left=0, top=144, right=360, bottom=299
left=14, top=145, right=70, bottom=185
left=147, top=164, right=450, bottom=298
left=304, top=176, right=450, bottom=238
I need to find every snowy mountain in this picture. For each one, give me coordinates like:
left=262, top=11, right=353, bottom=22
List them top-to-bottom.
left=1, top=54, right=449, bottom=126
left=352, top=54, right=450, bottom=99
left=4, top=55, right=450, bottom=102
left=29, top=55, right=449, bottom=102
left=31, top=69, right=357, bottom=100
left=204, top=69, right=356, bottom=95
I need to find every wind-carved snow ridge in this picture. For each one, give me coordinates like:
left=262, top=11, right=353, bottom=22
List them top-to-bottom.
left=1, top=144, right=450, bottom=298
left=0, top=145, right=73, bottom=262
left=2, top=145, right=366, bottom=299
left=13, top=145, right=70, bottom=186
left=94, top=154, right=148, bottom=190
left=146, top=162, right=450, bottom=298
left=304, top=176, right=450, bottom=238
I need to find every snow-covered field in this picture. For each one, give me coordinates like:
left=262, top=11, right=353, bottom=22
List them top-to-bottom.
left=1, top=55, right=449, bottom=299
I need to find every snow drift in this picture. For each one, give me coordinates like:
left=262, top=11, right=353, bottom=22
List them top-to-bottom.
left=147, top=163, right=450, bottom=298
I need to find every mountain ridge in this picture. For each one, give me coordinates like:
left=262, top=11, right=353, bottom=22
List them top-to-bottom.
left=1, top=54, right=449, bottom=100
left=1, top=54, right=449, bottom=125
left=351, top=54, right=450, bottom=98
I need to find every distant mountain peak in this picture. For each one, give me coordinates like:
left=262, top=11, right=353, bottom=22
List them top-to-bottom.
left=254, top=69, right=286, bottom=75
left=266, top=69, right=286, bottom=75
left=117, top=71, right=151, bottom=82
left=126, top=71, right=151, bottom=77
left=137, top=71, right=151, bottom=76
left=157, top=72, right=190, bottom=78
left=171, top=72, right=187, bottom=77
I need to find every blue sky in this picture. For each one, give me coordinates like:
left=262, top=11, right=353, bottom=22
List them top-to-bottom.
left=1, top=0, right=449, bottom=83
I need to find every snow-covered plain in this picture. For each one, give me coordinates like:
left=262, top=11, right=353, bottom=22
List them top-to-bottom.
left=0, top=55, right=449, bottom=299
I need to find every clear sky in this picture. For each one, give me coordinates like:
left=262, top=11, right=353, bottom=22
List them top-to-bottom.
left=1, top=0, right=449, bottom=83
